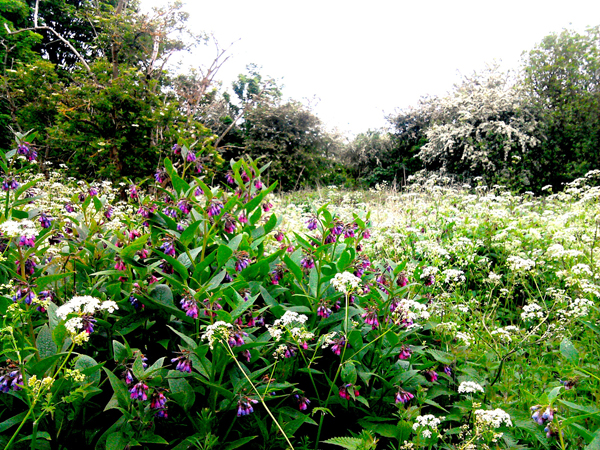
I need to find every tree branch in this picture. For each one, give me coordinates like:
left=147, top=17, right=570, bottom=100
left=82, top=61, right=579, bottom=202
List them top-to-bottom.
left=3, top=23, right=97, bottom=82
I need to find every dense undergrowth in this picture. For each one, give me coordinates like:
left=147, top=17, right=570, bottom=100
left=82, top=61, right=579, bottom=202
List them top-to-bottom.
left=0, top=137, right=599, bottom=450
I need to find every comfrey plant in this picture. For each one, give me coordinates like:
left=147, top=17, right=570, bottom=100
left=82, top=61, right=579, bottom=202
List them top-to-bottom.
left=1, top=139, right=599, bottom=449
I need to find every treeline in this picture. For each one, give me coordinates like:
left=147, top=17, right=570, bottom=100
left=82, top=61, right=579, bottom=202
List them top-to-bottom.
left=0, top=0, right=348, bottom=190
left=1, top=1, right=599, bottom=192
left=345, top=28, right=600, bottom=192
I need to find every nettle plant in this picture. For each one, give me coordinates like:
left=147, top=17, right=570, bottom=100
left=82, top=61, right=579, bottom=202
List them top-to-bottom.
left=3, top=136, right=594, bottom=450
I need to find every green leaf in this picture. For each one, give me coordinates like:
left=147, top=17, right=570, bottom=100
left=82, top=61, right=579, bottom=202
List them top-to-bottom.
left=164, top=157, right=190, bottom=195
left=217, top=244, right=234, bottom=267
left=284, top=255, right=303, bottom=281
left=35, top=272, right=74, bottom=290
left=149, top=284, right=175, bottom=308
left=36, top=324, right=57, bottom=359
left=167, top=325, right=197, bottom=349
left=560, top=337, right=579, bottom=365
left=112, top=340, right=130, bottom=363
left=427, top=349, right=453, bottom=365
left=74, top=355, right=101, bottom=384
left=341, top=362, right=357, bottom=385
left=103, top=368, right=130, bottom=410
left=169, top=378, right=195, bottom=411
left=547, top=386, right=562, bottom=404
left=0, top=412, right=27, bottom=433
left=585, top=428, right=600, bottom=449
left=106, top=432, right=129, bottom=450
left=137, top=434, right=169, bottom=444
left=223, top=436, right=258, bottom=450
left=322, top=436, right=363, bottom=450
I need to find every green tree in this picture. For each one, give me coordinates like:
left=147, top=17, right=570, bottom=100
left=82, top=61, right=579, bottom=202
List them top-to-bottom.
left=522, top=26, right=600, bottom=189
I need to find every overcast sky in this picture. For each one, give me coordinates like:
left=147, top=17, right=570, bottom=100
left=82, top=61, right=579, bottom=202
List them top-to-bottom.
left=141, top=0, right=600, bottom=136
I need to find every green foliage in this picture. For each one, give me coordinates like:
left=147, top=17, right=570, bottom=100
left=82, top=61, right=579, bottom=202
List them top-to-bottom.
left=522, top=26, right=600, bottom=190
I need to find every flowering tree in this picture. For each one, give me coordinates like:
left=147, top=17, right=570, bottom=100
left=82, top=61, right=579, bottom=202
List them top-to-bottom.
left=416, top=65, right=540, bottom=187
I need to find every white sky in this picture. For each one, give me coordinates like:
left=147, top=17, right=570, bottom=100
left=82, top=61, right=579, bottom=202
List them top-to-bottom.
left=141, top=0, right=600, bottom=136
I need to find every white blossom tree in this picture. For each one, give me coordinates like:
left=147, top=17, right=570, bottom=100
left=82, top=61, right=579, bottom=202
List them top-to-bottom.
left=417, top=64, right=540, bottom=184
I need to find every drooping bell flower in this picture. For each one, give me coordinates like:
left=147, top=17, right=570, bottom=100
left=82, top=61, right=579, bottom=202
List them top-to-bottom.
left=207, top=199, right=224, bottom=217
left=398, top=345, right=412, bottom=360
left=171, top=353, right=192, bottom=373
left=423, top=369, right=438, bottom=382
left=129, top=381, right=149, bottom=401
left=339, top=384, right=359, bottom=400
left=395, top=388, right=414, bottom=404
left=295, top=394, right=311, bottom=411
left=237, top=396, right=258, bottom=416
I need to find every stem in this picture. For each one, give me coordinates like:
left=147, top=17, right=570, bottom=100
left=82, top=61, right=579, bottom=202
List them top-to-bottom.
left=224, top=342, right=294, bottom=450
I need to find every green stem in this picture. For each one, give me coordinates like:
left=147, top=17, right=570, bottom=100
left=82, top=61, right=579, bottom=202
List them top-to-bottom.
left=224, top=342, right=294, bottom=450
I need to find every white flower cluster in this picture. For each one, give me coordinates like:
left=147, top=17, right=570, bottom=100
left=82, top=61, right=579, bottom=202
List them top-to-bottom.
left=0, top=219, right=37, bottom=238
left=507, top=256, right=536, bottom=272
left=420, top=266, right=438, bottom=279
left=443, top=269, right=466, bottom=285
left=331, top=271, right=362, bottom=294
left=486, top=272, right=502, bottom=283
left=56, top=296, right=118, bottom=319
left=558, top=298, right=595, bottom=320
left=393, top=299, right=430, bottom=327
left=521, top=303, right=544, bottom=321
left=267, top=311, right=310, bottom=342
left=201, top=321, right=233, bottom=349
left=491, top=325, right=521, bottom=343
left=320, top=331, right=338, bottom=348
left=455, top=331, right=474, bottom=346
left=458, top=381, right=484, bottom=394
left=474, top=408, right=512, bottom=428
left=413, top=414, right=444, bottom=439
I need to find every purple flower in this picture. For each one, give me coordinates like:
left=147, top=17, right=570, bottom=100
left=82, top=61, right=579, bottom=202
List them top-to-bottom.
left=172, top=143, right=182, bottom=155
left=186, top=151, right=197, bottom=162
left=155, top=169, right=169, bottom=184
left=225, top=171, right=235, bottom=185
left=2, top=178, right=19, bottom=191
left=254, top=179, right=263, bottom=189
left=129, top=184, right=139, bottom=200
left=89, top=188, right=98, bottom=196
left=207, top=199, right=224, bottom=217
left=177, top=200, right=192, bottom=215
left=262, top=202, right=272, bottom=212
left=65, top=203, right=75, bottom=213
left=104, top=206, right=114, bottom=220
left=163, top=206, right=177, bottom=218
left=224, top=214, right=237, bottom=233
left=306, top=216, right=318, bottom=231
left=330, top=221, right=344, bottom=236
left=362, top=230, right=371, bottom=239
left=324, top=234, right=336, bottom=244
left=18, top=235, right=35, bottom=247
left=159, top=240, right=176, bottom=257
left=235, top=251, right=250, bottom=272
left=300, top=255, right=315, bottom=270
left=397, top=272, right=409, bottom=287
left=424, top=274, right=435, bottom=286
left=129, top=295, right=144, bottom=310
left=180, top=295, right=199, bottom=318
left=317, top=303, right=332, bottom=318
left=361, top=307, right=379, bottom=329
left=80, top=314, right=96, bottom=334
left=228, top=329, right=247, bottom=347
left=330, top=336, right=349, bottom=356
left=398, top=345, right=412, bottom=360
left=240, top=349, right=251, bottom=362
left=171, top=354, right=192, bottom=373
left=443, top=365, right=452, bottom=376
left=123, top=369, right=134, bottom=385
left=423, top=369, right=438, bottom=382
left=0, top=370, right=23, bottom=393
left=129, top=381, right=149, bottom=401
left=339, top=384, right=359, bottom=400
left=395, top=389, right=414, bottom=404
left=151, top=391, right=168, bottom=410
left=295, top=394, right=311, bottom=411
left=237, top=396, right=258, bottom=416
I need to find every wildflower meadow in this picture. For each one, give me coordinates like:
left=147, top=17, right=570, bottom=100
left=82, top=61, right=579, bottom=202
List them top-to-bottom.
left=0, top=134, right=599, bottom=450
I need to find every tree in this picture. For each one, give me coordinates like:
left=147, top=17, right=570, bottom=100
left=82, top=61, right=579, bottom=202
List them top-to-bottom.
left=522, top=26, right=600, bottom=189
left=416, top=65, right=539, bottom=188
